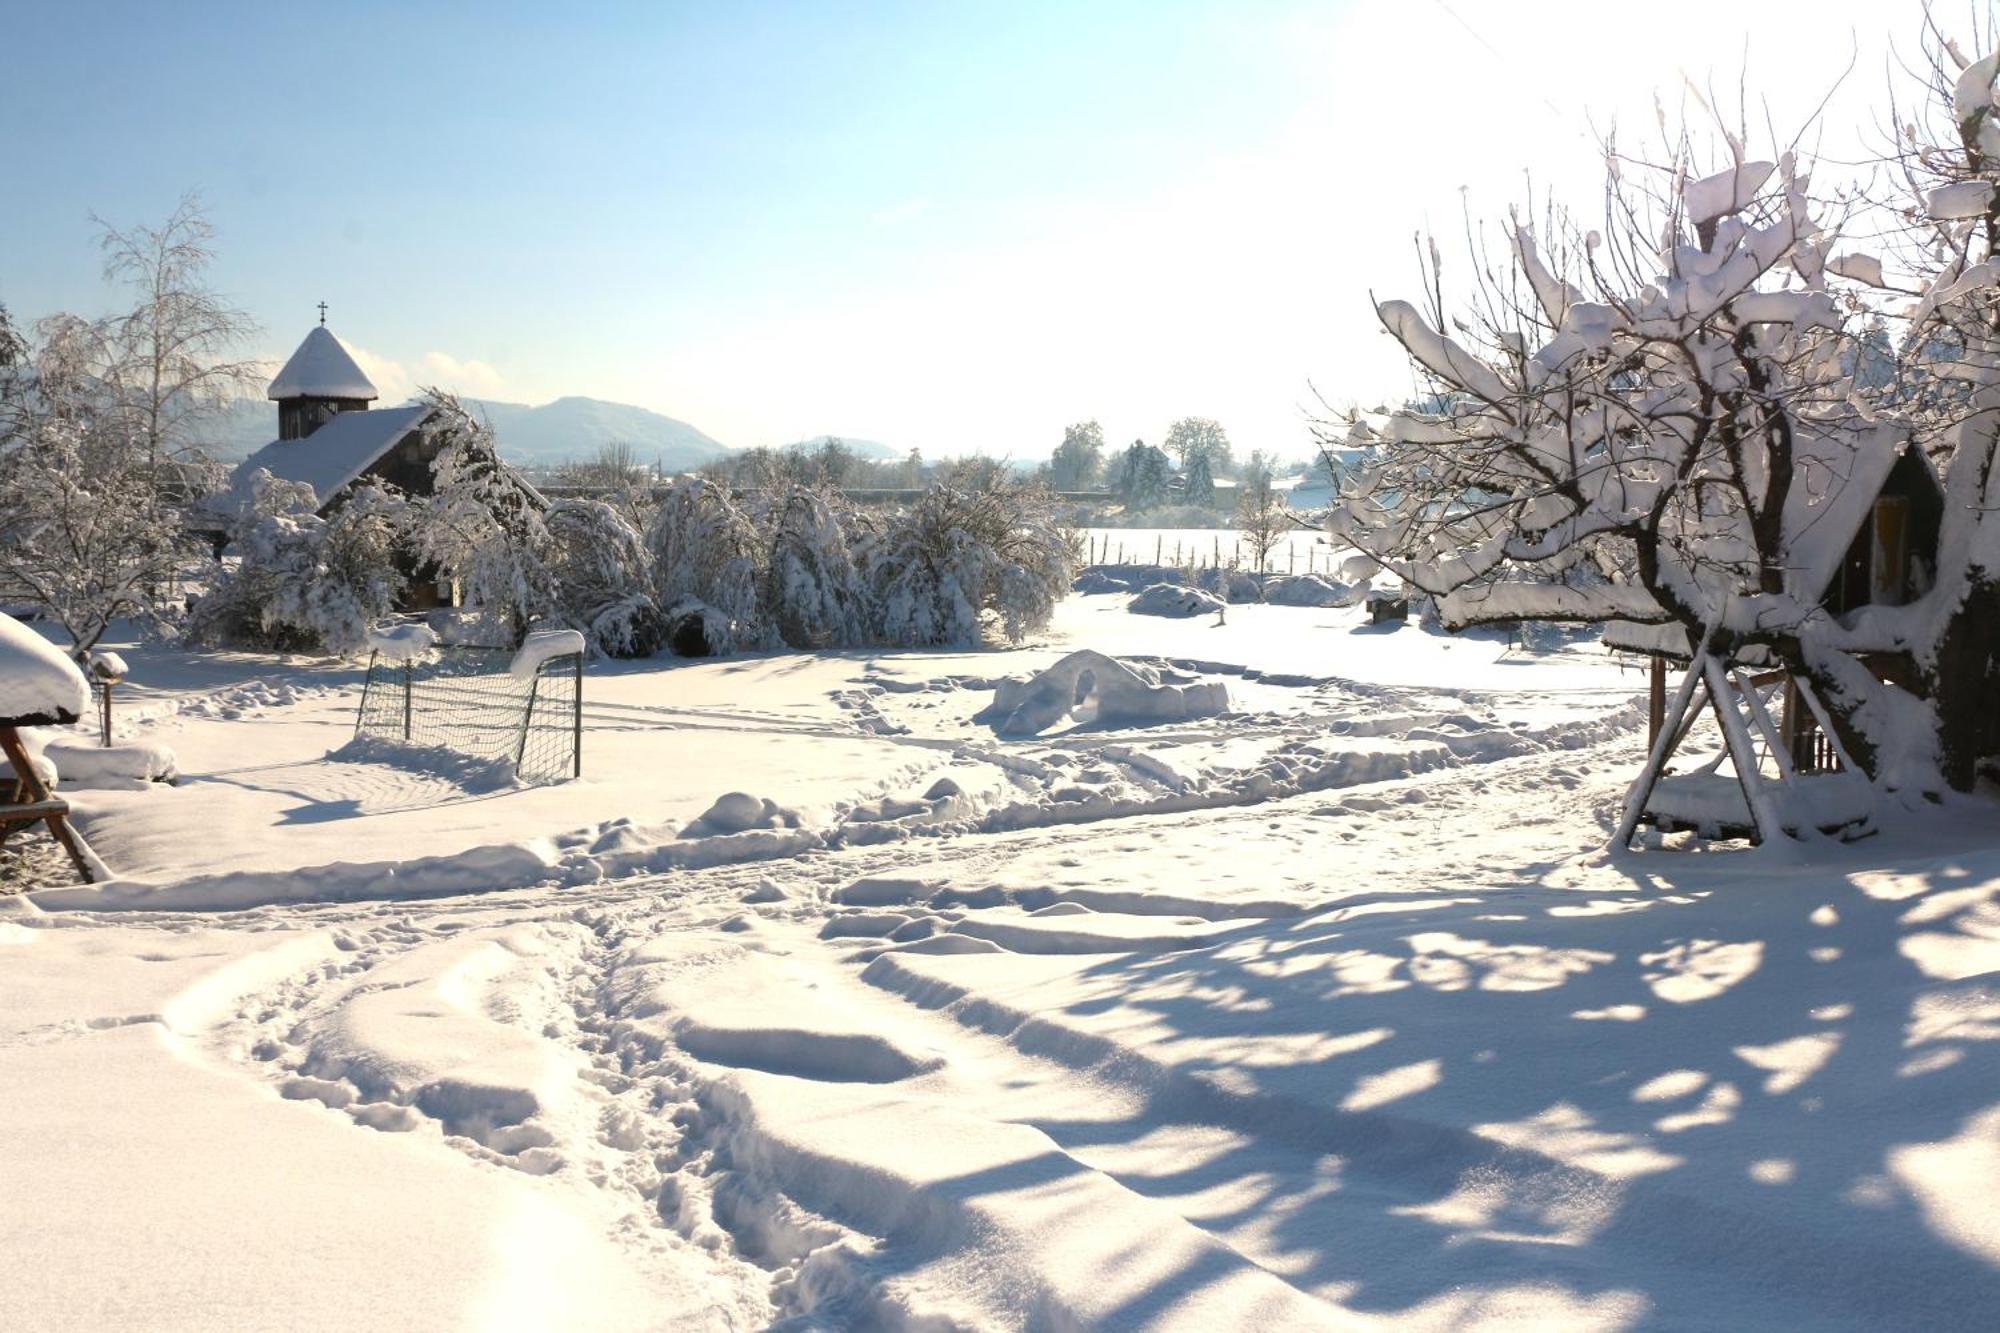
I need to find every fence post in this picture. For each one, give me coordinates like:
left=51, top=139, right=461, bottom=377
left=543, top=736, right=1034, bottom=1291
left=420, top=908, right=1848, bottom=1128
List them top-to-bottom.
left=1155, top=535, right=1162, bottom=564
left=356, top=651, right=376, bottom=739
left=572, top=654, right=583, bottom=778
left=402, top=662, right=413, bottom=741
left=516, top=671, right=541, bottom=769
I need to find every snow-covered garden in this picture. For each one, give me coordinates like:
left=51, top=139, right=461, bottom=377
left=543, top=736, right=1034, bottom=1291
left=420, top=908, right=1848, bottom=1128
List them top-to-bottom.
left=6, top=7, right=2000, bottom=1330
left=3, top=592, right=1996, bottom=1328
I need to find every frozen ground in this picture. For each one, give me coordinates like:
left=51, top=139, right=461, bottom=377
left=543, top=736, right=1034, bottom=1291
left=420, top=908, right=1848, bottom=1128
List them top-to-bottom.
left=3, top=597, right=1995, bottom=1329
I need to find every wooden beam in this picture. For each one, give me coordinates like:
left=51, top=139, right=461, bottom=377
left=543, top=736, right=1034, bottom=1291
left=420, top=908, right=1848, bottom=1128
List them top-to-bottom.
left=0, top=726, right=96, bottom=882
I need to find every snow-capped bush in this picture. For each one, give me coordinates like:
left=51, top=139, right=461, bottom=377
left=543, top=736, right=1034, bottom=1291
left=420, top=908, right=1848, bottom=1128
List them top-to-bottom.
left=409, top=392, right=558, bottom=645
left=192, top=471, right=407, bottom=653
left=646, top=477, right=770, bottom=653
left=863, top=480, right=1078, bottom=646
left=764, top=487, right=869, bottom=649
left=544, top=498, right=664, bottom=657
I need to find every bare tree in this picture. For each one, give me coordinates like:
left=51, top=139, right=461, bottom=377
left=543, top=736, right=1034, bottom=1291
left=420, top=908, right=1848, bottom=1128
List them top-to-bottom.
left=1316, top=58, right=1998, bottom=792
left=92, top=193, right=261, bottom=471
left=0, top=374, right=199, bottom=655
left=1164, top=416, right=1234, bottom=476
left=1050, top=420, right=1105, bottom=491
left=1234, top=451, right=1286, bottom=575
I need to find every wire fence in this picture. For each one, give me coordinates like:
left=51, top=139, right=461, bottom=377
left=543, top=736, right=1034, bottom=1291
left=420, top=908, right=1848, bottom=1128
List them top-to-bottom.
left=355, top=645, right=582, bottom=783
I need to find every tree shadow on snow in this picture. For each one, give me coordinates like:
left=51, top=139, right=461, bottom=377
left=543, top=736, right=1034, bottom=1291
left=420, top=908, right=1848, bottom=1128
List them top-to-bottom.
left=910, top=831, right=2000, bottom=1329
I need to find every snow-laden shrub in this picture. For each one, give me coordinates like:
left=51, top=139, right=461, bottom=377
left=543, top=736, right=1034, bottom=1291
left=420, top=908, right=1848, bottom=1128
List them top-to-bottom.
left=408, top=392, right=557, bottom=645
left=192, top=472, right=406, bottom=653
left=646, top=477, right=769, bottom=653
left=863, top=480, right=1079, bottom=646
left=764, top=487, right=869, bottom=649
left=544, top=498, right=664, bottom=657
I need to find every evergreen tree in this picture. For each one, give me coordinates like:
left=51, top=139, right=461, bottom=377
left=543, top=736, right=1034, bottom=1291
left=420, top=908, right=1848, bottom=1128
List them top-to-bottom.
left=1114, top=440, right=1171, bottom=510
left=1183, top=450, right=1216, bottom=507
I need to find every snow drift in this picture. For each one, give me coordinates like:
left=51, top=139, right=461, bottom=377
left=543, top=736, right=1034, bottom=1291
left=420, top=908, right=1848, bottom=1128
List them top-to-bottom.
left=985, top=650, right=1229, bottom=736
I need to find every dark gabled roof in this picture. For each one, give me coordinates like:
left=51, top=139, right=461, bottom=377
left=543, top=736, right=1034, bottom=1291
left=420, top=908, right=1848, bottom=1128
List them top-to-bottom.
left=233, top=404, right=434, bottom=508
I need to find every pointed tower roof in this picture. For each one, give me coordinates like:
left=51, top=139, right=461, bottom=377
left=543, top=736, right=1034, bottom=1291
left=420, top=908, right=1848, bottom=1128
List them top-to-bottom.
left=267, top=326, right=378, bottom=402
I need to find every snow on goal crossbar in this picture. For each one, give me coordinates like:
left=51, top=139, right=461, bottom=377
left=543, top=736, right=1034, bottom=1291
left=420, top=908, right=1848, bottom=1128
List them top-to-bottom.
left=355, top=628, right=584, bottom=782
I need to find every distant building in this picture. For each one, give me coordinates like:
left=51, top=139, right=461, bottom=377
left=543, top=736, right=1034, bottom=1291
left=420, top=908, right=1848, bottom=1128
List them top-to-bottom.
left=228, top=320, right=450, bottom=608
left=236, top=324, right=445, bottom=514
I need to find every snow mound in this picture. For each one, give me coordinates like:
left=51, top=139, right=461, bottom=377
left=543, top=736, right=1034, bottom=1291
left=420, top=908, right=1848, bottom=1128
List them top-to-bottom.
left=1193, top=567, right=1264, bottom=604
left=1072, top=569, right=1132, bottom=595
left=1263, top=574, right=1365, bottom=608
left=1129, top=584, right=1224, bottom=618
left=0, top=613, right=90, bottom=726
left=366, top=621, right=437, bottom=663
left=509, top=628, right=586, bottom=678
left=987, top=649, right=1228, bottom=736
left=87, top=651, right=129, bottom=680
left=0, top=731, right=57, bottom=786
left=329, top=737, right=519, bottom=792
left=41, top=739, right=178, bottom=789
left=685, top=791, right=802, bottom=836
left=31, top=840, right=561, bottom=912
left=833, top=874, right=948, bottom=907
left=948, top=906, right=1254, bottom=954
left=616, top=936, right=947, bottom=1083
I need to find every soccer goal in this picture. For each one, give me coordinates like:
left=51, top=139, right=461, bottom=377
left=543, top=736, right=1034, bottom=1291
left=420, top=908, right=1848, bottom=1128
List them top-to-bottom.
left=354, top=629, right=584, bottom=782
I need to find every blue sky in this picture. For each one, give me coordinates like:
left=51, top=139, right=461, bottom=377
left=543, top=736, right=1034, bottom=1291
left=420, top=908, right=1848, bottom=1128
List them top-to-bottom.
left=4, top=0, right=1909, bottom=458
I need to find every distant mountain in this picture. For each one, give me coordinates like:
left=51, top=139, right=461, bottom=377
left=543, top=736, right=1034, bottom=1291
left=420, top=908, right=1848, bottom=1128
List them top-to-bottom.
left=196, top=393, right=732, bottom=470
left=197, top=395, right=912, bottom=473
left=464, top=396, right=729, bottom=470
left=201, top=397, right=286, bottom=460
left=785, top=434, right=901, bottom=461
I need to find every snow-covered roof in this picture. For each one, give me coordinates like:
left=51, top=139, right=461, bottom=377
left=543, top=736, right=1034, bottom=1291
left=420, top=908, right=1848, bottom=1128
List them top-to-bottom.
left=267, top=327, right=378, bottom=402
left=233, top=404, right=433, bottom=509
left=1783, top=423, right=1930, bottom=606
left=1605, top=425, right=1932, bottom=659
left=0, top=613, right=91, bottom=726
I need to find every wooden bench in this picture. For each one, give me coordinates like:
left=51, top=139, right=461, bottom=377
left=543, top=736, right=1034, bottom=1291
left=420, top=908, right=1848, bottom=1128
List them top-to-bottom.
left=0, top=725, right=95, bottom=882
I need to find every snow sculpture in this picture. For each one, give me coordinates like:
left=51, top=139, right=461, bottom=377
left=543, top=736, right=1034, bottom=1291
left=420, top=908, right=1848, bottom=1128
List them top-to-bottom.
left=988, top=650, right=1228, bottom=735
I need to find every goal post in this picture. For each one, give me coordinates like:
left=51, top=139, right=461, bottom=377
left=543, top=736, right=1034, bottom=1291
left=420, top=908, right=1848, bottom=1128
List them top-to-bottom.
left=354, top=637, right=584, bottom=782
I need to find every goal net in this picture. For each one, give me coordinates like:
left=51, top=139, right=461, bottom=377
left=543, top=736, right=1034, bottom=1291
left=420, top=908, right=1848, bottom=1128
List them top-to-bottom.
left=354, top=635, right=583, bottom=783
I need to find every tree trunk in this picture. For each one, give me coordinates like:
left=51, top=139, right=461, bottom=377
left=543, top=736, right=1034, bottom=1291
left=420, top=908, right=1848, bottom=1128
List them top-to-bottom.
left=1929, top=571, right=2000, bottom=791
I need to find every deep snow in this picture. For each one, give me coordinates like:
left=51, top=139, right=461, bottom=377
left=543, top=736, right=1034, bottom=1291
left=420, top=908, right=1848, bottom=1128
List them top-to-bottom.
left=2, top=595, right=1994, bottom=1330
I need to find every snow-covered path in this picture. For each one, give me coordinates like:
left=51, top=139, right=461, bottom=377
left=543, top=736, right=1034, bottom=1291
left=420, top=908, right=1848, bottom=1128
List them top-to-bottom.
left=5, top=601, right=1997, bottom=1329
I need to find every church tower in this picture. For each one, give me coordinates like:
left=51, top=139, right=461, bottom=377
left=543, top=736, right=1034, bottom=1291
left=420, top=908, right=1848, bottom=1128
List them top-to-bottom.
left=267, top=313, right=377, bottom=440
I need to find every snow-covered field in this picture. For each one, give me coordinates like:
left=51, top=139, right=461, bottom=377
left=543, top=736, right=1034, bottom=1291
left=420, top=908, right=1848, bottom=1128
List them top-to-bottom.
left=1078, top=526, right=1339, bottom=574
left=4, top=598, right=1996, bottom=1329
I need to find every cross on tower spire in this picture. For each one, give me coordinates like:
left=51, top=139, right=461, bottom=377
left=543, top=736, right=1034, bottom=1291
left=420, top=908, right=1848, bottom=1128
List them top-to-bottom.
left=317, top=301, right=328, bottom=327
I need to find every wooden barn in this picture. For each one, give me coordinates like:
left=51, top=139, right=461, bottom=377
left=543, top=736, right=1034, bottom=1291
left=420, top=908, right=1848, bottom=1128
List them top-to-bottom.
left=231, top=321, right=451, bottom=609
left=1606, top=431, right=1948, bottom=842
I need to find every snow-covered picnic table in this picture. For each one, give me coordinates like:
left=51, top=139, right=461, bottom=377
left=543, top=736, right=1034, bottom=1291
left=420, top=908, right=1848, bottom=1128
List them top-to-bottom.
left=0, top=614, right=100, bottom=881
